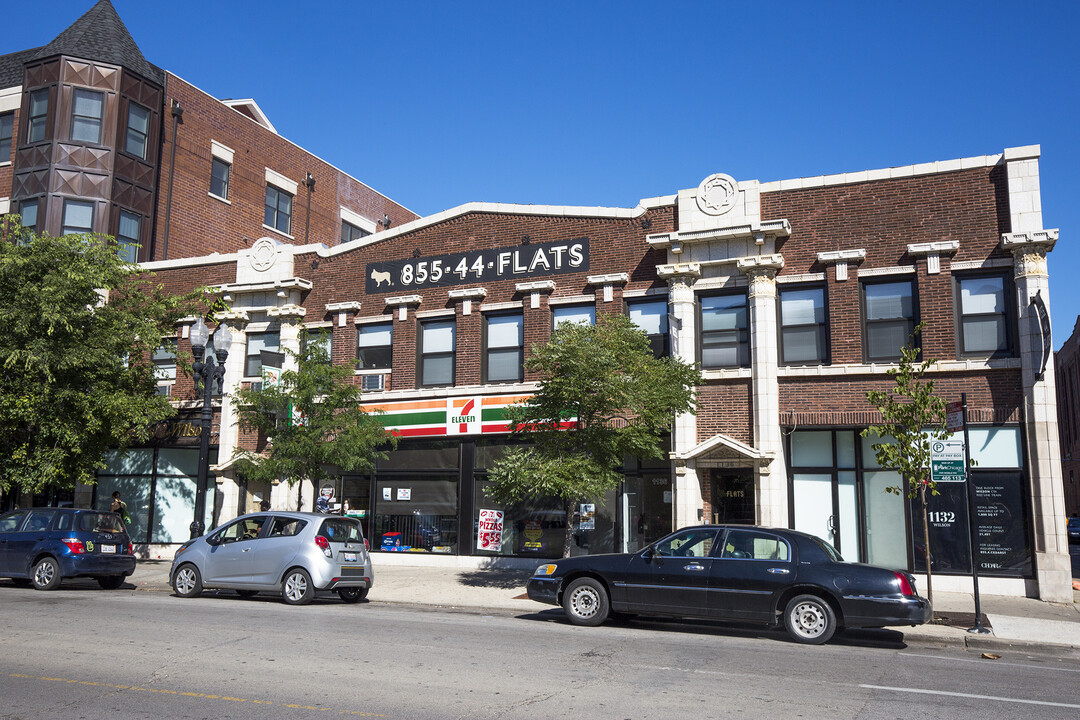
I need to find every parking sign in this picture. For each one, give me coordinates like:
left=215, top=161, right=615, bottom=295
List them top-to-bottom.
left=930, top=439, right=965, bottom=483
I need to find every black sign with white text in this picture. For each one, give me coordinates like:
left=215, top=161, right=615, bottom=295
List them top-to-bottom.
left=365, top=238, right=589, bottom=293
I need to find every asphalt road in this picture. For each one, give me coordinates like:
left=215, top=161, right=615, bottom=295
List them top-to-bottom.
left=1, top=581, right=1079, bottom=720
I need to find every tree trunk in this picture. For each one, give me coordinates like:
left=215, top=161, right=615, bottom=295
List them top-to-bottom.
left=920, top=482, right=935, bottom=616
left=563, top=498, right=575, bottom=558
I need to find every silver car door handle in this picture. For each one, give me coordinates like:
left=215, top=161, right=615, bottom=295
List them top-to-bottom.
left=242, top=548, right=251, bottom=552
left=683, top=563, right=705, bottom=571
left=767, top=567, right=790, bottom=574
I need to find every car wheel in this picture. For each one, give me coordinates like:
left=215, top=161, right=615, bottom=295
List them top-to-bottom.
left=32, top=557, right=61, bottom=591
left=172, top=564, right=203, bottom=598
left=282, top=568, right=315, bottom=605
left=97, top=575, right=125, bottom=590
left=562, top=577, right=609, bottom=626
left=338, top=587, right=368, bottom=603
left=236, top=590, right=259, bottom=598
left=783, top=593, right=837, bottom=644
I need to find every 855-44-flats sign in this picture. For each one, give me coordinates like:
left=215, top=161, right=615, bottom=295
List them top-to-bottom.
left=365, top=238, right=589, bottom=293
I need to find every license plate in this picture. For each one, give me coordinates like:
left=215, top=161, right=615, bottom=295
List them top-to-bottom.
left=101, top=545, right=116, bottom=554
left=342, top=552, right=357, bottom=562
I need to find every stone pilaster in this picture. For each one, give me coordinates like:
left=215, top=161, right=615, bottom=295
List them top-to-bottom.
left=738, top=255, right=786, bottom=527
left=213, top=309, right=249, bottom=519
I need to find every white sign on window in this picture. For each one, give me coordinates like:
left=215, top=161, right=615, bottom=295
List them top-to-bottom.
left=397, top=488, right=411, bottom=501
left=477, top=509, right=504, bottom=552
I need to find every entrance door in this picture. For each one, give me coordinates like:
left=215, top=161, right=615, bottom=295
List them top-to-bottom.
left=711, top=469, right=755, bottom=524
left=792, top=472, right=860, bottom=559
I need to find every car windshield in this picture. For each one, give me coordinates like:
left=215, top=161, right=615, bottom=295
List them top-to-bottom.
left=79, top=512, right=126, bottom=533
left=319, top=518, right=362, bottom=543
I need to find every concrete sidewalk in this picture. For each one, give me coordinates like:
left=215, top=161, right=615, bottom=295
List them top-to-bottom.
left=125, top=557, right=1080, bottom=653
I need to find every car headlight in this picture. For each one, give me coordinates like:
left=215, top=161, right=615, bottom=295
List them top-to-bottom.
left=535, top=564, right=558, bottom=576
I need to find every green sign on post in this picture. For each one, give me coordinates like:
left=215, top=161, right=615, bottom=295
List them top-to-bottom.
left=930, top=439, right=965, bottom=482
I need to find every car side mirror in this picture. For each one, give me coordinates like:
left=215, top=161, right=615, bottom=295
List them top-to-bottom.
left=642, top=547, right=657, bottom=561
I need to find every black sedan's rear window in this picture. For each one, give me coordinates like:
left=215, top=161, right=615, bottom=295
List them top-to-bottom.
left=78, top=512, right=126, bottom=533
left=319, top=518, right=362, bottom=543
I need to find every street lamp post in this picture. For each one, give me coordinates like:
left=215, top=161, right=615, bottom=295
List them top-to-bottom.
left=189, top=317, right=231, bottom=539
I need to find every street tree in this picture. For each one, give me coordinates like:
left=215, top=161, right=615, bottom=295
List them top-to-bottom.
left=0, top=221, right=205, bottom=497
left=486, top=312, right=702, bottom=557
left=861, top=323, right=948, bottom=608
left=231, top=329, right=393, bottom=507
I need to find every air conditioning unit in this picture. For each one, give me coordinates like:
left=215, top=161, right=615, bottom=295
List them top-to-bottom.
left=361, top=374, right=385, bottom=391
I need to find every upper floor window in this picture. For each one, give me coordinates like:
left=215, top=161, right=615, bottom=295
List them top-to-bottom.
left=27, top=88, right=48, bottom=143
left=70, top=88, right=104, bottom=144
left=124, top=102, right=150, bottom=159
left=0, top=112, right=13, bottom=160
left=210, top=157, right=230, bottom=200
left=265, top=185, right=292, bottom=235
left=20, top=198, right=39, bottom=231
left=61, top=199, right=94, bottom=235
left=117, top=210, right=141, bottom=263
left=341, top=220, right=370, bottom=244
left=957, top=275, right=1011, bottom=357
left=863, top=280, right=915, bottom=362
left=780, top=286, right=827, bottom=365
left=701, top=293, right=749, bottom=368
left=627, top=298, right=669, bottom=358
left=553, top=304, right=595, bottom=328
left=485, top=313, right=523, bottom=383
left=419, top=320, right=455, bottom=387
left=357, top=323, right=392, bottom=370
left=245, top=331, right=281, bottom=378
left=304, top=331, right=332, bottom=364
left=153, top=340, right=177, bottom=396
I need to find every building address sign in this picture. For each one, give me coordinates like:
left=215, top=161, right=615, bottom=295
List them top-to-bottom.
left=365, top=238, right=589, bottom=293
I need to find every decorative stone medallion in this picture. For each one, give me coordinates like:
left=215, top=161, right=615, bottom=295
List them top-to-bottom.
left=696, top=173, right=740, bottom=216
left=250, top=238, right=278, bottom=273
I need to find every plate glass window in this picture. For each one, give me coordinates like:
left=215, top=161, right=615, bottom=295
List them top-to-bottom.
left=27, top=88, right=48, bottom=143
left=70, top=88, right=104, bottom=144
left=124, top=102, right=150, bottom=159
left=0, top=112, right=13, bottom=160
left=210, top=158, right=230, bottom=200
left=264, top=185, right=293, bottom=235
left=20, top=198, right=39, bottom=231
left=61, top=199, right=94, bottom=235
left=117, top=210, right=140, bottom=263
left=341, top=220, right=370, bottom=244
left=958, top=275, right=1010, bottom=355
left=864, top=281, right=914, bottom=361
left=780, top=287, right=827, bottom=365
left=701, top=294, right=749, bottom=368
left=628, top=299, right=669, bottom=357
left=553, top=305, right=594, bottom=327
left=485, top=313, right=523, bottom=383
left=420, top=320, right=455, bottom=387
left=358, top=323, right=392, bottom=370
left=245, top=331, right=280, bottom=377
left=304, top=331, right=332, bottom=363
left=153, top=341, right=177, bottom=396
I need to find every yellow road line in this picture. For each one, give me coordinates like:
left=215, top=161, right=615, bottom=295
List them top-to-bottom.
left=7, top=673, right=387, bottom=716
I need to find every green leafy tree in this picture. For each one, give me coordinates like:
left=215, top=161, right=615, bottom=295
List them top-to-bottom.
left=0, top=221, right=204, bottom=496
left=487, top=313, right=702, bottom=557
left=861, top=323, right=948, bottom=608
left=231, top=329, right=393, bottom=506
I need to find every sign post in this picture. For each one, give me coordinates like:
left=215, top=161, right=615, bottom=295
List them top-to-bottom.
left=960, top=393, right=990, bottom=634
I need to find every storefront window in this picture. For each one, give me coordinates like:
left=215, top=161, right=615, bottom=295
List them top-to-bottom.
left=372, top=475, right=457, bottom=553
left=473, top=480, right=566, bottom=557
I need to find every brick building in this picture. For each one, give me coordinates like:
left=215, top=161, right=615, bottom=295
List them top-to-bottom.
left=3, top=4, right=1072, bottom=601
left=1055, top=318, right=1080, bottom=518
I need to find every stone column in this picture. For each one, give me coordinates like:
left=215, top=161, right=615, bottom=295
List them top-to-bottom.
left=1004, top=234, right=1071, bottom=602
left=738, top=256, right=786, bottom=527
left=658, top=263, right=702, bottom=529
left=213, top=309, right=249, bottom=522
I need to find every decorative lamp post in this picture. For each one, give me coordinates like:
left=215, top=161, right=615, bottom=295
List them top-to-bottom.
left=189, top=317, right=231, bottom=539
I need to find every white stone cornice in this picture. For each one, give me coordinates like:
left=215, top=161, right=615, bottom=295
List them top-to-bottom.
left=647, top=219, right=791, bottom=254
left=1001, top=230, right=1059, bottom=252
left=906, top=241, right=960, bottom=256
left=816, top=249, right=867, bottom=264
left=736, top=254, right=784, bottom=273
left=656, top=263, right=702, bottom=281
left=586, top=273, right=629, bottom=286
left=214, top=278, right=313, bottom=298
left=515, top=280, right=556, bottom=293
left=447, top=287, right=488, bottom=300
left=384, top=295, right=423, bottom=307
left=325, top=301, right=362, bottom=313
left=267, top=304, right=306, bottom=319
left=216, top=309, right=251, bottom=323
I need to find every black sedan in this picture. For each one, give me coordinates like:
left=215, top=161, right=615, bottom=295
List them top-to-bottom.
left=527, top=525, right=931, bottom=644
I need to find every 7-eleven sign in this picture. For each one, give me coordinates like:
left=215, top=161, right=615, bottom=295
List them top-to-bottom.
left=448, top=397, right=480, bottom=435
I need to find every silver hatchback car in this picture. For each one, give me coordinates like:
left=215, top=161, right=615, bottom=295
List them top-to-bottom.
left=169, top=512, right=372, bottom=605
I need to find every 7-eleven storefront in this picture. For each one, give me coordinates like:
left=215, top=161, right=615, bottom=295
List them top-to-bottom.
left=343, top=393, right=672, bottom=559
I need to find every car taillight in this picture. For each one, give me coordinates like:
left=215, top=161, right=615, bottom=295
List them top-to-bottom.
left=314, top=535, right=332, bottom=557
left=62, top=538, right=86, bottom=554
left=364, top=538, right=369, bottom=552
left=895, top=571, right=914, bottom=596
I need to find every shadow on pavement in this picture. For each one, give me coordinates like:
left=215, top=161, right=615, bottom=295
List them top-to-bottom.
left=457, top=569, right=533, bottom=590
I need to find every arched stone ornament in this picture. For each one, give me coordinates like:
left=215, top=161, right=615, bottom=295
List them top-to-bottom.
left=696, top=173, right=740, bottom=216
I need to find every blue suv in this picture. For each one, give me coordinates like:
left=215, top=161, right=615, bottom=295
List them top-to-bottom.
left=0, top=508, right=136, bottom=590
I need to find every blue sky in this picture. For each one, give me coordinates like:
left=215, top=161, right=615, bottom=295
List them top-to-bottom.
left=8, top=1, right=1079, bottom=346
